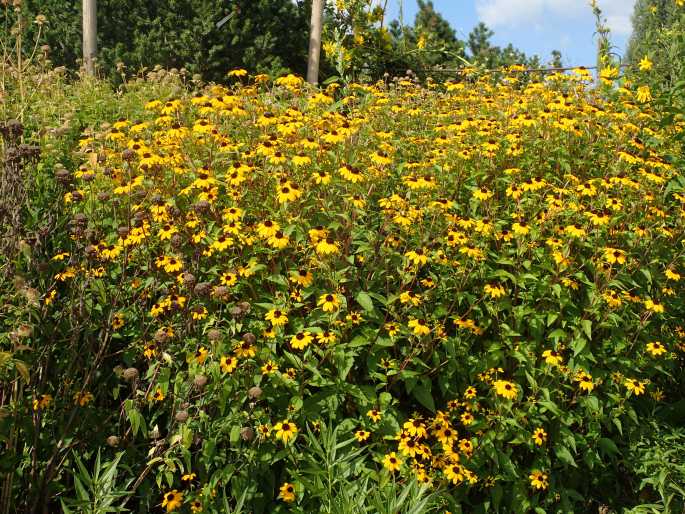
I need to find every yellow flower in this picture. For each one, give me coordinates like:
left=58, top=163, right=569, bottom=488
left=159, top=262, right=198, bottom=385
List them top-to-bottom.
left=638, top=57, right=653, bottom=71
left=227, top=68, right=248, bottom=77
left=636, top=85, right=652, bottom=103
left=276, top=182, right=302, bottom=204
left=473, top=186, right=493, bottom=201
left=256, top=220, right=280, bottom=239
left=315, top=237, right=340, bottom=256
left=604, top=247, right=626, bottom=265
left=405, top=248, right=429, bottom=267
left=665, top=269, right=681, bottom=281
left=484, top=283, right=506, bottom=299
left=318, top=293, right=340, bottom=312
left=644, top=299, right=665, bottom=313
left=265, top=308, right=288, bottom=327
left=408, top=318, right=431, bottom=336
left=290, top=331, right=313, bottom=350
left=646, top=341, right=667, bottom=357
left=542, top=349, right=563, bottom=366
left=220, top=355, right=238, bottom=373
left=575, top=371, right=594, bottom=393
left=625, top=378, right=646, bottom=396
left=493, top=380, right=518, bottom=400
left=150, top=387, right=165, bottom=402
left=32, top=394, right=53, bottom=411
left=367, top=409, right=382, bottom=422
left=273, top=420, right=298, bottom=444
left=532, top=427, right=547, bottom=446
left=355, top=429, right=371, bottom=442
left=383, top=452, right=402, bottom=472
left=444, top=463, right=465, bottom=485
left=529, top=470, right=548, bottom=490
left=278, top=482, right=296, bottom=502
left=162, top=490, right=183, bottom=512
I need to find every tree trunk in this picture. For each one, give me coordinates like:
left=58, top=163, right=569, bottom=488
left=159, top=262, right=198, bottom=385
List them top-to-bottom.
left=82, top=0, right=97, bottom=76
left=307, top=0, right=324, bottom=84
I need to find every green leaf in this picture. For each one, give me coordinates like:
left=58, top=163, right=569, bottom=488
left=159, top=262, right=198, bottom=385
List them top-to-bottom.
left=355, top=291, right=374, bottom=312
left=580, top=319, right=592, bottom=340
left=572, top=338, right=587, bottom=357
left=411, top=379, right=435, bottom=412
left=598, top=437, right=620, bottom=457
left=555, top=445, right=577, bottom=467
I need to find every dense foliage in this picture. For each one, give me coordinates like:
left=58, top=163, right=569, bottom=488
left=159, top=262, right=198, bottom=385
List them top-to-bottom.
left=14, top=0, right=310, bottom=81
left=2, top=58, right=684, bottom=513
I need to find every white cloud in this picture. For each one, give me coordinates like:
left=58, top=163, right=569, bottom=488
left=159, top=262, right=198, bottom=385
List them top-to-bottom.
left=475, top=0, right=635, bottom=36
left=600, top=0, right=635, bottom=35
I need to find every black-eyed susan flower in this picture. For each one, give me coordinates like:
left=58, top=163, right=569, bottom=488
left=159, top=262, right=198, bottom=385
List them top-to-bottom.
left=318, top=293, right=340, bottom=312
left=265, top=308, right=288, bottom=327
left=408, top=318, right=430, bottom=336
left=290, top=331, right=313, bottom=350
left=646, top=341, right=667, bottom=357
left=542, top=349, right=563, bottom=366
left=220, top=355, right=238, bottom=374
left=625, top=378, right=646, bottom=396
left=493, top=380, right=518, bottom=400
left=367, top=409, right=382, bottom=422
left=273, top=420, right=298, bottom=444
left=532, top=427, right=547, bottom=446
left=354, top=429, right=371, bottom=442
left=383, top=452, right=402, bottom=472
left=529, top=470, right=548, bottom=490
left=278, top=482, right=296, bottom=502
left=161, top=490, right=183, bottom=512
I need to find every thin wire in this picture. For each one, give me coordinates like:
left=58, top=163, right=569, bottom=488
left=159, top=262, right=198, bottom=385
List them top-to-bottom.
left=388, top=63, right=633, bottom=75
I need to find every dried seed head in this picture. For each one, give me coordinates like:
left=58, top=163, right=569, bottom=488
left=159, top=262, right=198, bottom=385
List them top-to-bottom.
left=181, top=272, right=196, bottom=287
left=194, top=282, right=211, bottom=296
left=154, top=329, right=170, bottom=344
left=207, top=329, right=222, bottom=342
left=242, top=332, right=256, bottom=345
left=122, top=367, right=139, bottom=381
left=193, top=375, right=208, bottom=388
left=247, top=386, right=262, bottom=400
left=175, top=410, right=189, bottom=423
left=240, top=427, right=254, bottom=441
left=106, top=435, right=120, bottom=447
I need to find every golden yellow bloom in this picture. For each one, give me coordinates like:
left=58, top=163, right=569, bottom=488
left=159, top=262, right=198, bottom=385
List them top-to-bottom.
left=638, top=57, right=653, bottom=71
left=318, top=293, right=340, bottom=312
left=265, top=308, right=288, bottom=327
left=408, top=318, right=431, bottom=336
left=290, top=331, right=313, bottom=350
left=625, top=378, right=646, bottom=396
left=493, top=380, right=518, bottom=400
left=367, top=409, right=382, bottom=422
left=273, top=420, right=298, bottom=444
left=532, top=427, right=547, bottom=446
left=383, top=452, right=402, bottom=472
left=529, top=470, right=548, bottom=490
left=278, top=482, right=296, bottom=502
left=162, top=490, right=183, bottom=512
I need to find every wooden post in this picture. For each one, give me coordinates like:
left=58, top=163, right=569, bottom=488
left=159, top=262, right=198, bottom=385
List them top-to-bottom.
left=82, top=0, right=97, bottom=75
left=307, top=0, right=324, bottom=85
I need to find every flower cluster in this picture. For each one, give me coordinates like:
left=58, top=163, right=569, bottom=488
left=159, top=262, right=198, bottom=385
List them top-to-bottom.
left=44, top=67, right=685, bottom=511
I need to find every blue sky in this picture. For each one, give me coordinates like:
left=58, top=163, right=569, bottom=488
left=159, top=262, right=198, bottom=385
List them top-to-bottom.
left=383, top=0, right=636, bottom=67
